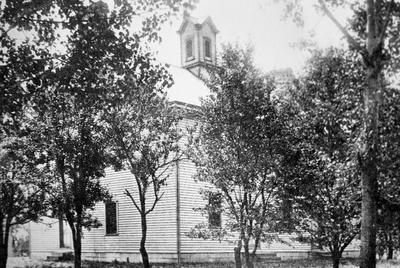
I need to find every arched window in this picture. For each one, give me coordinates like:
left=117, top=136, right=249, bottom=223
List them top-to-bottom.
left=203, top=37, right=211, bottom=59
left=186, top=38, right=193, bottom=60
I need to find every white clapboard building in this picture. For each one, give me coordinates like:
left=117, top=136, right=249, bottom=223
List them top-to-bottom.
left=27, top=16, right=358, bottom=263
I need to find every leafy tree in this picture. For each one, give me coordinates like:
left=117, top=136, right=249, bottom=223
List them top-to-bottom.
left=1, top=1, right=195, bottom=267
left=25, top=2, right=134, bottom=267
left=280, top=2, right=400, bottom=266
left=1, top=7, right=51, bottom=265
left=190, top=45, right=290, bottom=268
left=286, top=48, right=363, bottom=268
left=103, top=64, right=183, bottom=268
left=376, top=86, right=400, bottom=260
left=36, top=89, right=111, bottom=268
left=0, top=135, right=49, bottom=268
left=376, top=206, right=400, bottom=260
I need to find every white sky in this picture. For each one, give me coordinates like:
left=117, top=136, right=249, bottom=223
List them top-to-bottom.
left=7, top=0, right=350, bottom=74
left=154, top=0, right=350, bottom=73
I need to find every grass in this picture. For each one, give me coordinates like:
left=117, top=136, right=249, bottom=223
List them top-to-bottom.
left=7, top=257, right=400, bottom=268
left=82, top=258, right=399, bottom=268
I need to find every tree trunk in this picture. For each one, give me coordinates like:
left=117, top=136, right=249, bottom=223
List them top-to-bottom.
left=319, top=1, right=383, bottom=265
left=358, top=1, right=384, bottom=266
left=359, top=67, right=380, bottom=268
left=359, top=165, right=378, bottom=267
left=140, top=213, right=150, bottom=268
left=59, top=215, right=65, bottom=248
left=0, top=219, right=10, bottom=268
left=72, top=225, right=82, bottom=268
left=387, top=232, right=393, bottom=260
left=234, top=239, right=242, bottom=268
left=243, top=239, right=253, bottom=268
left=0, top=244, right=7, bottom=268
left=387, top=245, right=393, bottom=260
left=331, top=251, right=342, bottom=268
left=332, top=257, right=340, bottom=268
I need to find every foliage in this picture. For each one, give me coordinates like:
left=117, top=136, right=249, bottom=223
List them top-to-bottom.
left=1, top=1, right=196, bottom=268
left=279, top=1, right=400, bottom=267
left=189, top=44, right=291, bottom=268
left=285, top=48, right=364, bottom=268
left=102, top=54, right=183, bottom=268
left=376, top=87, right=400, bottom=260
left=378, top=87, right=400, bottom=210
left=0, top=135, right=49, bottom=268
left=376, top=207, right=400, bottom=260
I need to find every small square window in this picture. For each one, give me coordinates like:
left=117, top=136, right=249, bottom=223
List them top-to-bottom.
left=186, top=38, right=193, bottom=60
left=204, top=38, right=211, bottom=59
left=208, top=193, right=222, bottom=228
left=105, top=201, right=118, bottom=235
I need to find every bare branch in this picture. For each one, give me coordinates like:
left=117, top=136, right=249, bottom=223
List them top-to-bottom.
left=318, top=0, right=365, bottom=54
left=112, top=124, right=144, bottom=200
left=156, top=152, right=185, bottom=171
left=153, top=166, right=169, bottom=181
left=221, top=187, right=240, bottom=224
left=252, top=188, right=269, bottom=256
left=125, top=189, right=141, bottom=213
left=146, top=192, right=164, bottom=215
left=340, top=231, right=358, bottom=254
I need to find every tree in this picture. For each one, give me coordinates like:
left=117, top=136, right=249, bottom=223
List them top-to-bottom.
left=1, top=1, right=195, bottom=267
left=280, top=1, right=400, bottom=267
left=26, top=3, right=133, bottom=267
left=1, top=17, right=50, bottom=266
left=189, top=45, right=290, bottom=268
left=286, top=48, right=363, bottom=268
left=103, top=64, right=182, bottom=268
left=376, top=86, right=400, bottom=260
left=37, top=89, right=111, bottom=268
left=0, top=135, right=49, bottom=268
left=376, top=206, right=400, bottom=260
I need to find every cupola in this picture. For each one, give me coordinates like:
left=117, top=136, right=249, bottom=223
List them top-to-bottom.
left=177, top=16, right=219, bottom=77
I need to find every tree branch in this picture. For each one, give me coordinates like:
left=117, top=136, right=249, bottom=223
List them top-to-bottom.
left=0, top=0, right=54, bottom=41
left=318, top=0, right=365, bottom=54
left=378, top=0, right=395, bottom=44
left=20, top=17, right=68, bottom=24
left=112, top=123, right=144, bottom=200
left=222, top=187, right=240, bottom=224
left=125, top=189, right=141, bottom=213
left=145, top=191, right=164, bottom=215
left=340, top=231, right=358, bottom=254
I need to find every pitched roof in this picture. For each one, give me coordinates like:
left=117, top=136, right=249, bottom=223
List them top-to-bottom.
left=177, top=15, right=219, bottom=34
left=166, top=65, right=210, bottom=106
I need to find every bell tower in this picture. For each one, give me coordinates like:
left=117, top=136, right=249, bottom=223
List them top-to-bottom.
left=177, top=16, right=218, bottom=78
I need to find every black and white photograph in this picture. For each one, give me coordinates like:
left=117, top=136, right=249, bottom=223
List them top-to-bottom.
left=1, top=1, right=400, bottom=267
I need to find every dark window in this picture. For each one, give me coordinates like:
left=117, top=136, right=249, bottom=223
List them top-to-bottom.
left=204, top=37, right=211, bottom=58
left=186, top=38, right=193, bottom=60
left=208, top=193, right=222, bottom=228
left=279, top=197, right=294, bottom=232
left=105, top=202, right=118, bottom=235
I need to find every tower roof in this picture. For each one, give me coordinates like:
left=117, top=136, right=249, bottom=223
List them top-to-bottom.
left=177, top=15, right=219, bottom=34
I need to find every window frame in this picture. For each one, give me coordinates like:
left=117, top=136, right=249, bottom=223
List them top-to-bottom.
left=185, top=37, right=194, bottom=61
left=203, top=37, right=212, bottom=60
left=208, top=192, right=222, bottom=229
left=105, top=201, right=119, bottom=236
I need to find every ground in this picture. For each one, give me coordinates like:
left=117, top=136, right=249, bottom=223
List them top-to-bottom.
left=6, top=257, right=400, bottom=268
